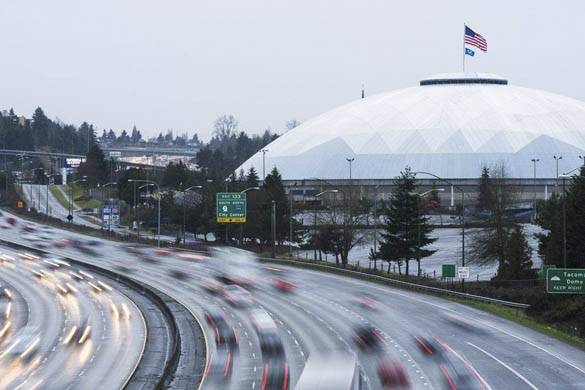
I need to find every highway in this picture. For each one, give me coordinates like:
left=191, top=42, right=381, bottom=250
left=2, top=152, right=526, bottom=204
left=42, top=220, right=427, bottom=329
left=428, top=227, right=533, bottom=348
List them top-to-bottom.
left=20, top=184, right=100, bottom=228
left=1, top=209, right=585, bottom=389
left=0, top=244, right=146, bottom=389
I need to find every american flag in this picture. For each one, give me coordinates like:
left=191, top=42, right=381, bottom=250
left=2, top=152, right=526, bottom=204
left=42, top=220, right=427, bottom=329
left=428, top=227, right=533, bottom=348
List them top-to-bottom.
left=465, top=26, right=487, bottom=52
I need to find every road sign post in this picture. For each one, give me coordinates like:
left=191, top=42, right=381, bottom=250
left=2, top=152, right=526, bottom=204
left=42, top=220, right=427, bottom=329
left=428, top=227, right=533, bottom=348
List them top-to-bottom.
left=216, top=193, right=247, bottom=223
left=102, top=205, right=121, bottom=229
left=442, top=264, right=456, bottom=278
left=457, top=266, right=470, bottom=279
left=546, top=268, right=585, bottom=294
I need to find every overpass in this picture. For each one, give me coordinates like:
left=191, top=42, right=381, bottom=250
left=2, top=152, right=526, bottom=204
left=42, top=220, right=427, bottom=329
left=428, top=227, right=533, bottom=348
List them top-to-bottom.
left=102, top=146, right=199, bottom=158
left=0, top=149, right=166, bottom=171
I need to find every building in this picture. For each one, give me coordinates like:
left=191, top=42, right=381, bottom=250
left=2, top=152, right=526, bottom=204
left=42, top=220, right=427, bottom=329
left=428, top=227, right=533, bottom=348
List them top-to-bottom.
left=238, top=73, right=585, bottom=206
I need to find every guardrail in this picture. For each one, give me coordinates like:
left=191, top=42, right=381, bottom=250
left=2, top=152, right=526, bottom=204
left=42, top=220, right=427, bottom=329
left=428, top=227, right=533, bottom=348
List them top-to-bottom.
left=0, top=239, right=186, bottom=390
left=258, top=257, right=531, bottom=309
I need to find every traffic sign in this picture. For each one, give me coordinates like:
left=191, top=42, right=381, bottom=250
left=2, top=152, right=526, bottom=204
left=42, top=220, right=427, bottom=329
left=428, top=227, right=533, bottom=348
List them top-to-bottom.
left=216, top=193, right=246, bottom=223
left=17, top=201, right=23, bottom=208
left=102, top=205, right=121, bottom=227
left=67, top=214, right=73, bottom=221
left=442, top=264, right=456, bottom=278
left=457, top=267, right=470, bottom=279
left=546, top=268, right=585, bottom=294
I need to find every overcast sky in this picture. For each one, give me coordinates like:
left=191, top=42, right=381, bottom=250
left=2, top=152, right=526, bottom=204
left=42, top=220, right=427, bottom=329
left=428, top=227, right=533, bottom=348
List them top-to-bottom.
left=1, top=1, right=584, bottom=141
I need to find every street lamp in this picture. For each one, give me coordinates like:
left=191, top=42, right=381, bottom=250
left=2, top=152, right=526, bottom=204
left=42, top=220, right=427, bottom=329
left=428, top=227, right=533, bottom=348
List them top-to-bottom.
left=261, top=149, right=269, bottom=183
left=553, top=155, right=563, bottom=194
left=580, top=155, right=585, bottom=167
left=531, top=158, right=539, bottom=215
left=30, top=167, right=44, bottom=210
left=413, top=171, right=466, bottom=291
left=45, top=173, right=59, bottom=218
left=559, top=174, right=571, bottom=268
left=69, top=178, right=86, bottom=222
left=129, top=179, right=161, bottom=248
left=182, top=184, right=203, bottom=245
left=239, top=186, right=260, bottom=247
left=411, top=188, right=445, bottom=277
left=314, top=189, right=339, bottom=262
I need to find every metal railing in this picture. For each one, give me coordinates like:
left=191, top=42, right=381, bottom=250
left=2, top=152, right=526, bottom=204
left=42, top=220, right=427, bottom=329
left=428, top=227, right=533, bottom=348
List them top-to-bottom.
left=258, top=257, right=531, bottom=309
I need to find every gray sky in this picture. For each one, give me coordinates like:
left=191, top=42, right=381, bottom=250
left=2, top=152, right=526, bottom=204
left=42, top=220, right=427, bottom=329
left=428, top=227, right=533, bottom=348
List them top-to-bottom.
left=1, top=1, right=584, bottom=141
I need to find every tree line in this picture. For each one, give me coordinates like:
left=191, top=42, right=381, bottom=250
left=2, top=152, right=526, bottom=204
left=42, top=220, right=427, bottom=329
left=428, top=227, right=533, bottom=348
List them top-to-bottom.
left=0, top=107, right=96, bottom=154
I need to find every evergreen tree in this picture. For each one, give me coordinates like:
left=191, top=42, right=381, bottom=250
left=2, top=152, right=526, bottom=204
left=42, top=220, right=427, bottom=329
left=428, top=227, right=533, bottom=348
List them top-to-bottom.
left=32, top=107, right=50, bottom=147
left=77, top=144, right=108, bottom=185
left=162, top=162, right=188, bottom=189
left=477, top=166, right=494, bottom=212
left=246, top=167, right=260, bottom=187
left=378, top=167, right=436, bottom=276
left=544, top=167, right=585, bottom=268
left=499, top=225, right=537, bottom=280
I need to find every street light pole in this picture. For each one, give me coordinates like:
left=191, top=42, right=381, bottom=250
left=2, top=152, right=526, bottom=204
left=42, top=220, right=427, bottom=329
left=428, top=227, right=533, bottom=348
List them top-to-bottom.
left=261, top=149, right=269, bottom=183
left=553, top=155, right=563, bottom=194
left=531, top=158, right=539, bottom=215
left=413, top=172, right=465, bottom=291
left=559, top=174, right=570, bottom=268
left=129, top=179, right=161, bottom=248
left=183, top=185, right=203, bottom=245
left=239, top=186, right=260, bottom=247
left=411, top=189, right=444, bottom=277
left=314, top=190, right=339, bottom=263
left=271, top=200, right=276, bottom=258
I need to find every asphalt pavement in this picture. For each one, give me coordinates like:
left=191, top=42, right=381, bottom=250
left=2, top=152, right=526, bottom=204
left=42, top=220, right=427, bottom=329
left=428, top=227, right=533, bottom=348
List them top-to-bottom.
left=1, top=209, right=585, bottom=389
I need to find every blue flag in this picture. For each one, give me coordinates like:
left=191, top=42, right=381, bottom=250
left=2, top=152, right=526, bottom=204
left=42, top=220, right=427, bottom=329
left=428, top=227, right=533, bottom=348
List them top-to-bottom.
left=465, top=47, right=475, bottom=57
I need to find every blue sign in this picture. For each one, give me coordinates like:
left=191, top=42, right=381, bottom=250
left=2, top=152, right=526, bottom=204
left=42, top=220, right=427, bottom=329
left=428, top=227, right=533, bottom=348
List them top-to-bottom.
left=102, top=205, right=120, bottom=227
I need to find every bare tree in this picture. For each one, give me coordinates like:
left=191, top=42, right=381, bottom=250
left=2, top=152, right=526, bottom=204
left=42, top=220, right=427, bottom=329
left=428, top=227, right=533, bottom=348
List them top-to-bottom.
left=213, top=115, right=239, bottom=142
left=285, top=119, right=301, bottom=132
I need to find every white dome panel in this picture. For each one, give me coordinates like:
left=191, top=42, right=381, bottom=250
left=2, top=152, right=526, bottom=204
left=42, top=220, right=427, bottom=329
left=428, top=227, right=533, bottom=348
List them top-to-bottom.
left=238, top=73, right=585, bottom=180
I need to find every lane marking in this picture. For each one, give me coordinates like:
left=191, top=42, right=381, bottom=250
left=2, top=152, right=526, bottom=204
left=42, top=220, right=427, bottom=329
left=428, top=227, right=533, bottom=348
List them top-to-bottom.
left=467, top=342, right=539, bottom=390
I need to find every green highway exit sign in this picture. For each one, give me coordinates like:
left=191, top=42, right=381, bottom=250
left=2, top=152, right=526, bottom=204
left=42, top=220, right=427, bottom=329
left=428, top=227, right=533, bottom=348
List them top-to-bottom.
left=216, top=193, right=246, bottom=223
left=442, top=264, right=456, bottom=278
left=546, top=268, right=585, bottom=294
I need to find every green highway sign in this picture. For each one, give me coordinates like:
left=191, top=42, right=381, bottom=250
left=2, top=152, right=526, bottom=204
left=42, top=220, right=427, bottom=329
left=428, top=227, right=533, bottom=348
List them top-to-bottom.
left=216, top=192, right=247, bottom=223
left=442, top=264, right=456, bottom=278
left=546, top=268, right=585, bottom=294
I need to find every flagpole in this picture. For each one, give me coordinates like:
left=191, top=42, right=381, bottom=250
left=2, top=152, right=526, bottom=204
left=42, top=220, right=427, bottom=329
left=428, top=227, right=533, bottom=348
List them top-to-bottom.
left=462, top=23, right=466, bottom=73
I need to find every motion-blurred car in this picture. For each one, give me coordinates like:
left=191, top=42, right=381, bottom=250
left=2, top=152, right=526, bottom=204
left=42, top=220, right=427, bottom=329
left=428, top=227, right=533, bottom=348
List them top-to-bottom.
left=271, top=277, right=297, bottom=292
left=203, top=281, right=225, bottom=295
left=222, top=285, right=253, bottom=307
left=353, top=293, right=388, bottom=310
left=110, top=303, right=131, bottom=320
left=205, top=308, right=238, bottom=351
left=250, top=310, right=278, bottom=333
left=63, top=318, right=92, bottom=345
left=352, top=324, right=387, bottom=351
left=0, top=327, right=40, bottom=362
left=259, top=332, right=289, bottom=390
left=413, top=335, right=447, bottom=360
left=204, top=345, right=233, bottom=384
left=439, top=358, right=485, bottom=390
left=378, top=359, right=411, bottom=389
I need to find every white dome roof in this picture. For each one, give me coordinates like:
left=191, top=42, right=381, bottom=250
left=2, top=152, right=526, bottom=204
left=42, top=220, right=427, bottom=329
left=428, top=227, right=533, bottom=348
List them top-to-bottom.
left=239, top=73, right=585, bottom=180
